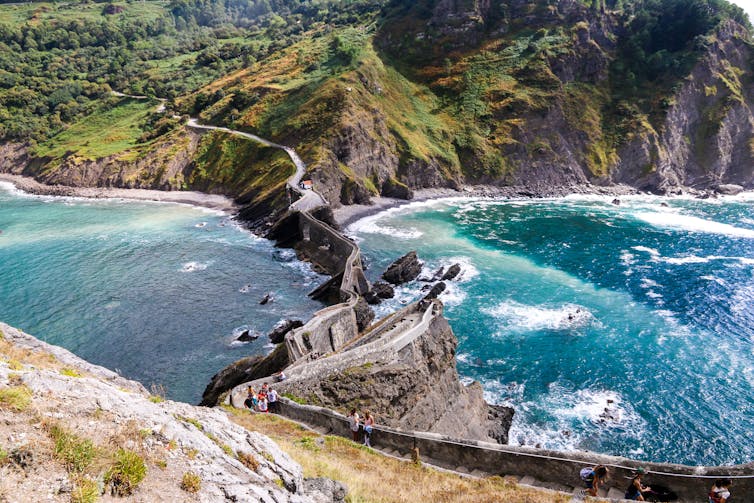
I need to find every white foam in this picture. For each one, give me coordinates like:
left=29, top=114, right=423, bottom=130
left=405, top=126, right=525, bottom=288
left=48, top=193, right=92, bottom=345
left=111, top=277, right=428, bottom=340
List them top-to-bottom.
left=634, top=211, right=754, bottom=238
left=195, top=222, right=207, bottom=228
left=632, top=246, right=661, bottom=259
left=664, top=255, right=709, bottom=265
left=180, top=261, right=208, bottom=272
left=701, top=275, right=726, bottom=285
left=640, top=278, right=661, bottom=288
left=482, top=300, right=596, bottom=332
left=505, top=386, right=646, bottom=451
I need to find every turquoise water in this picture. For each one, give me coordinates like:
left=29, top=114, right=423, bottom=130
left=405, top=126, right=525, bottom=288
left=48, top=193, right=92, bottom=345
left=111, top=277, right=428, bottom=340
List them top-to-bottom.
left=0, top=182, right=325, bottom=403
left=350, top=195, right=754, bottom=466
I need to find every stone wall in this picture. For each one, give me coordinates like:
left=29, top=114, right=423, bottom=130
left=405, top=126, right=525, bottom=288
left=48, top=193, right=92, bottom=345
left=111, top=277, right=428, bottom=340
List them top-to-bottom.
left=275, top=399, right=754, bottom=502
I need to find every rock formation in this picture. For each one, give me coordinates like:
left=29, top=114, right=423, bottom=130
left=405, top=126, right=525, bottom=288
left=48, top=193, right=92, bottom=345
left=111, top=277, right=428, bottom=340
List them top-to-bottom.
left=382, top=251, right=423, bottom=285
left=269, top=319, right=304, bottom=345
left=0, top=322, right=343, bottom=502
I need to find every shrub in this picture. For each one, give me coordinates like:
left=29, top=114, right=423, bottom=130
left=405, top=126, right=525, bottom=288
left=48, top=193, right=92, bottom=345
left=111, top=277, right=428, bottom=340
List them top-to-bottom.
left=0, top=385, right=32, bottom=412
left=48, top=424, right=96, bottom=473
left=105, top=449, right=146, bottom=496
left=236, top=451, right=259, bottom=472
left=180, top=471, right=201, bottom=493
left=71, top=477, right=99, bottom=503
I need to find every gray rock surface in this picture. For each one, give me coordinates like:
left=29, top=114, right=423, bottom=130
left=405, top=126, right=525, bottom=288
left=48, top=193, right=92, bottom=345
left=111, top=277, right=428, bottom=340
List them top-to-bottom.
left=0, top=322, right=338, bottom=502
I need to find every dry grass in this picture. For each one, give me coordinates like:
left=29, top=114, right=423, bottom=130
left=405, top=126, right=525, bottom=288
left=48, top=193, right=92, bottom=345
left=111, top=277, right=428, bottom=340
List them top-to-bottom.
left=228, top=410, right=569, bottom=503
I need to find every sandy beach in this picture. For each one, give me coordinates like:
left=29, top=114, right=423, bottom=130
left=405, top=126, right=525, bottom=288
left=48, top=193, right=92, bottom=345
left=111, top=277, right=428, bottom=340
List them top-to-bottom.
left=0, top=173, right=238, bottom=212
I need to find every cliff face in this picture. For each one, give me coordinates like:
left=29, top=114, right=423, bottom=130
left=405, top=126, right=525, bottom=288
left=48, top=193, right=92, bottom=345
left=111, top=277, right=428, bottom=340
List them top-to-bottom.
left=613, top=20, right=754, bottom=192
left=0, top=322, right=343, bottom=502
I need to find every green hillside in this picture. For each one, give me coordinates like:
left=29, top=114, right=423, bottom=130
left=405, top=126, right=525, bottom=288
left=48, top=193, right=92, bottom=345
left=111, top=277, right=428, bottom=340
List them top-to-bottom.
left=1, top=0, right=753, bottom=218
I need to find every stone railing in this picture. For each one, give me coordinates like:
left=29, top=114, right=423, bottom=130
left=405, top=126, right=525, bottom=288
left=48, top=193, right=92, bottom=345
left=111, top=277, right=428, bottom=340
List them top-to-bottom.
left=273, top=399, right=754, bottom=502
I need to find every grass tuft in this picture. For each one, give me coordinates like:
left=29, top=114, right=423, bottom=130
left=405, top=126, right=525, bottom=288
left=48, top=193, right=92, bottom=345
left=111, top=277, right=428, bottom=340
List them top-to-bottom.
left=60, top=367, right=82, bottom=378
left=0, top=385, right=32, bottom=412
left=47, top=424, right=96, bottom=473
left=105, top=448, right=147, bottom=496
left=180, top=471, right=201, bottom=493
left=71, top=476, right=99, bottom=503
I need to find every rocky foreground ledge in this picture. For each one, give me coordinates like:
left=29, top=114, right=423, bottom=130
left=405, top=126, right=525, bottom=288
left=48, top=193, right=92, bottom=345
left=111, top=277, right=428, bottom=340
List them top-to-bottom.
left=0, top=322, right=343, bottom=502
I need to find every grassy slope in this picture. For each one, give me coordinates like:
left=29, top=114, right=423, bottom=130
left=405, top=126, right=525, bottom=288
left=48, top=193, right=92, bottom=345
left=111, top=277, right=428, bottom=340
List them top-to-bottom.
left=0, top=1, right=166, bottom=24
left=32, top=97, right=158, bottom=161
left=228, top=409, right=571, bottom=503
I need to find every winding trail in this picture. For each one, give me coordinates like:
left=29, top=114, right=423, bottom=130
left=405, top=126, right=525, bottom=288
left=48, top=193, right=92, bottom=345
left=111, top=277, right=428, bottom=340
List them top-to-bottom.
left=186, top=118, right=327, bottom=211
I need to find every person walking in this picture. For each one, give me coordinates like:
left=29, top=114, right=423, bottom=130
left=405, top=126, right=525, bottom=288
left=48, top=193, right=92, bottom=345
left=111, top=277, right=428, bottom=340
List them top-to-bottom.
left=244, top=386, right=256, bottom=409
left=267, top=387, right=278, bottom=413
left=348, top=409, right=360, bottom=442
left=362, top=410, right=375, bottom=447
left=580, top=465, right=608, bottom=497
left=625, top=468, right=650, bottom=501
left=709, top=478, right=732, bottom=503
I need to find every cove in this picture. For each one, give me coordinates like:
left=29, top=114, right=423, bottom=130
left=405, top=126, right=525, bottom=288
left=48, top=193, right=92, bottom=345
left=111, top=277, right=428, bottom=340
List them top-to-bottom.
left=0, top=182, right=325, bottom=403
left=350, top=194, right=754, bottom=466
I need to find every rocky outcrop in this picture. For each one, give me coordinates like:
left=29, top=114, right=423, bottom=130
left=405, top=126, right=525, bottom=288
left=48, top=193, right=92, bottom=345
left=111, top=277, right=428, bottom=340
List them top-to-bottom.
left=382, top=251, right=423, bottom=285
left=440, top=264, right=461, bottom=281
left=422, top=282, right=446, bottom=301
left=244, top=301, right=513, bottom=445
left=269, top=319, right=305, bottom=345
left=0, top=322, right=342, bottom=502
left=201, top=344, right=289, bottom=406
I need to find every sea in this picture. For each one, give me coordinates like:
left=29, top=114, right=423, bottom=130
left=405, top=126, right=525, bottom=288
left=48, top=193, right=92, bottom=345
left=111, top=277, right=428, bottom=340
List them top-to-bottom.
left=3, top=180, right=753, bottom=466
left=0, top=182, right=326, bottom=403
left=349, top=194, right=754, bottom=466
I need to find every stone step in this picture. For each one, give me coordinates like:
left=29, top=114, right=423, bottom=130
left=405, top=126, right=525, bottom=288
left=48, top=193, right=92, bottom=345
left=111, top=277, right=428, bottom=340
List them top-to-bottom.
left=519, top=475, right=538, bottom=486
left=537, top=481, right=573, bottom=493
left=607, top=487, right=625, bottom=499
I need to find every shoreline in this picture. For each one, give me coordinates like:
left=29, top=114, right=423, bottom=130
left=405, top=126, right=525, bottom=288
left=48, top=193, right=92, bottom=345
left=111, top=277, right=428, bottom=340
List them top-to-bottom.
left=0, top=173, right=238, bottom=212
left=333, top=183, right=641, bottom=228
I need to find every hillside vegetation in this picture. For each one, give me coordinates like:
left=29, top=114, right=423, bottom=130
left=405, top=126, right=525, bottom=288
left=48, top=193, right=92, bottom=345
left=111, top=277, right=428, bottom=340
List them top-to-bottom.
left=2, top=0, right=754, bottom=222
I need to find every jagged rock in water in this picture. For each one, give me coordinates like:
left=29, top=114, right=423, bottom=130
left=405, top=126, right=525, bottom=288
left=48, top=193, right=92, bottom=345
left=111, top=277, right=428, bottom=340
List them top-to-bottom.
left=717, top=184, right=744, bottom=195
left=612, top=198, right=621, bottom=205
left=382, top=251, right=423, bottom=285
left=440, top=264, right=461, bottom=281
left=372, top=281, right=395, bottom=299
left=422, top=282, right=446, bottom=301
left=364, top=291, right=381, bottom=305
left=260, top=292, right=274, bottom=305
left=268, top=319, right=304, bottom=344
left=236, top=329, right=260, bottom=342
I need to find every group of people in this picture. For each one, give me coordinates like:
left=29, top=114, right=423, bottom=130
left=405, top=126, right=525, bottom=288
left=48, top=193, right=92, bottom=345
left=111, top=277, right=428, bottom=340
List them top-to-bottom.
left=244, top=382, right=279, bottom=414
left=347, top=409, right=375, bottom=447
left=581, top=465, right=733, bottom=502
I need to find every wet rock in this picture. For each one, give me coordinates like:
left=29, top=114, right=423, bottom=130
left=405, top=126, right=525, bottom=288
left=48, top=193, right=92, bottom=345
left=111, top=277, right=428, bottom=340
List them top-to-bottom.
left=612, top=198, right=621, bottom=205
left=382, top=251, right=423, bottom=285
left=440, top=263, right=461, bottom=281
left=372, top=281, right=394, bottom=299
left=422, top=282, right=446, bottom=301
left=364, top=291, right=381, bottom=305
left=260, top=292, right=274, bottom=305
left=268, top=319, right=304, bottom=344
left=236, top=330, right=260, bottom=342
